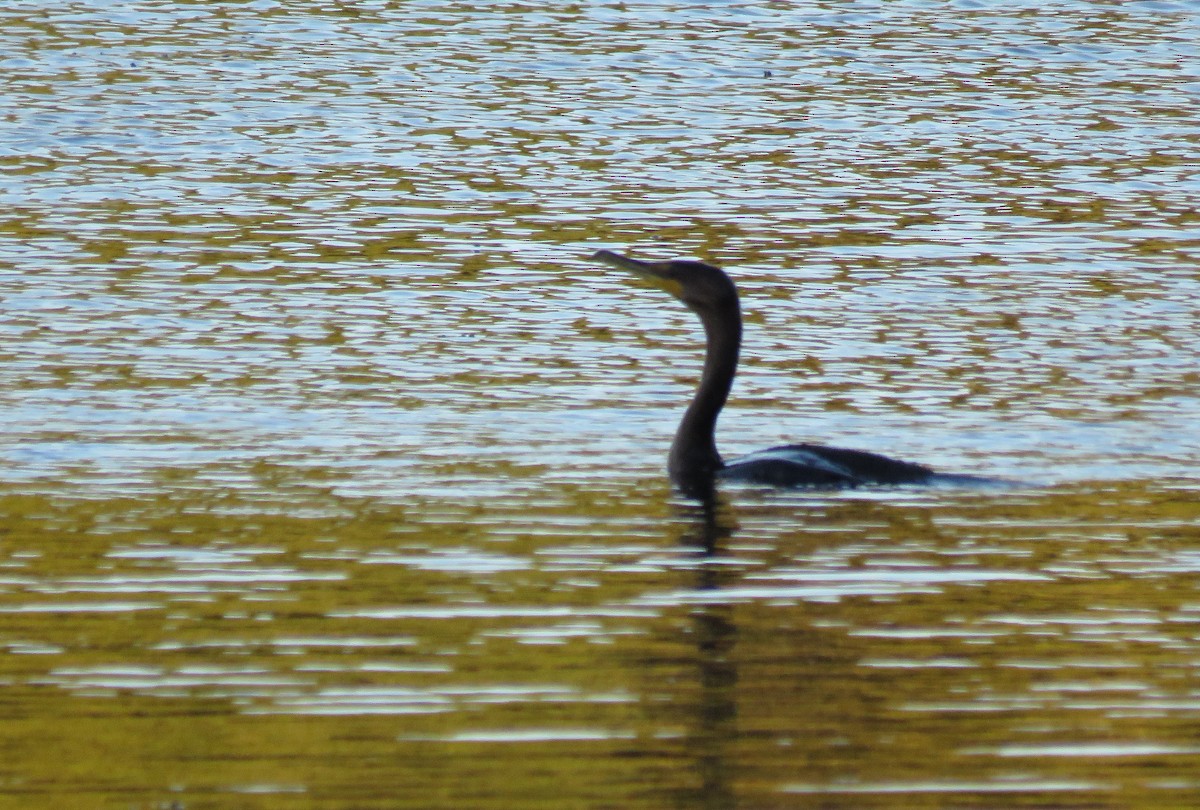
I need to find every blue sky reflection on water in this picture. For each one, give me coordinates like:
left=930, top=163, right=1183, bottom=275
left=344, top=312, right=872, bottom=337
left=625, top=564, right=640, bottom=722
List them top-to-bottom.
left=2, top=1, right=1199, bottom=493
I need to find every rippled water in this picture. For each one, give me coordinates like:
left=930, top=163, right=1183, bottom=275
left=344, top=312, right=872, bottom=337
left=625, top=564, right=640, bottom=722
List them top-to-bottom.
left=2, top=0, right=1200, bottom=807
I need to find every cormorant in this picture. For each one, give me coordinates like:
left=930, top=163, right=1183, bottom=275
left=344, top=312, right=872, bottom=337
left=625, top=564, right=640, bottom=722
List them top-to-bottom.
left=593, top=249, right=989, bottom=495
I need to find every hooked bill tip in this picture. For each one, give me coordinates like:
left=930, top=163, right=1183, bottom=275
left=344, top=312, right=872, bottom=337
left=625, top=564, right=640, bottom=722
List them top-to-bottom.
left=591, top=249, right=624, bottom=264
left=592, top=249, right=653, bottom=273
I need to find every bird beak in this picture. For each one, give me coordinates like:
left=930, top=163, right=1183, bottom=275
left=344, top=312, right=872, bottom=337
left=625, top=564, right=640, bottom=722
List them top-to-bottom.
left=592, top=250, right=684, bottom=298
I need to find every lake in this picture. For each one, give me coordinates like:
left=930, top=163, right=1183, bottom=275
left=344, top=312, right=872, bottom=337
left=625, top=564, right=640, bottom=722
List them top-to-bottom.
left=2, top=0, right=1200, bottom=807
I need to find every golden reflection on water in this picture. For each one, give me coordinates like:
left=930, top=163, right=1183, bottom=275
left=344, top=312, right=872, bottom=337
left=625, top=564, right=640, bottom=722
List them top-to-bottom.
left=3, top=0, right=1200, bottom=806
left=4, top=481, right=1200, bottom=807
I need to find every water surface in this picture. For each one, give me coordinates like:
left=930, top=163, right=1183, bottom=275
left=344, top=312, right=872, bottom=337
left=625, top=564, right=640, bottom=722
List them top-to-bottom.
left=2, top=0, right=1200, bottom=807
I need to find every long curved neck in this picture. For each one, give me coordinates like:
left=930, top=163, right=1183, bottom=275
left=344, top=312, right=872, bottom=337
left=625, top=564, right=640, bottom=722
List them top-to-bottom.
left=669, top=301, right=741, bottom=490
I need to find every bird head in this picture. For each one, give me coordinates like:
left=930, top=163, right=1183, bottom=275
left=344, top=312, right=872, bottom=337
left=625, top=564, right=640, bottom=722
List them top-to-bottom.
left=592, top=250, right=739, bottom=317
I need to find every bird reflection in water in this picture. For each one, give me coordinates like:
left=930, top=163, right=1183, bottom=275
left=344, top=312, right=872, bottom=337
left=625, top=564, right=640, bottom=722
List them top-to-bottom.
left=674, top=494, right=740, bottom=810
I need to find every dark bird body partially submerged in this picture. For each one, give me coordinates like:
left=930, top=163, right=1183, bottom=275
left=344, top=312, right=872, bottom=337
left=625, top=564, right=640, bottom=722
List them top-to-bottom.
left=593, top=249, right=991, bottom=497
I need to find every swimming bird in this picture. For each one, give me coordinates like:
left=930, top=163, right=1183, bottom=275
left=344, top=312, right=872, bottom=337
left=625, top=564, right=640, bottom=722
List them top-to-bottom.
left=593, top=249, right=986, bottom=496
